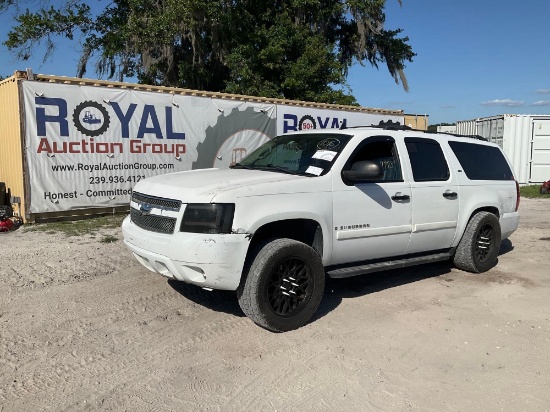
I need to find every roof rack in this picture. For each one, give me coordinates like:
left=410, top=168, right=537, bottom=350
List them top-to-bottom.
left=340, top=120, right=412, bottom=131
left=340, top=121, right=488, bottom=141
left=435, top=131, right=488, bottom=141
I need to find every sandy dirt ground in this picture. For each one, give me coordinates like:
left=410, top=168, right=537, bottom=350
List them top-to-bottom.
left=0, top=198, right=549, bottom=412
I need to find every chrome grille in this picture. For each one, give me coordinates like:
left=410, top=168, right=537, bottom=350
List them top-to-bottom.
left=131, top=192, right=181, bottom=211
left=130, top=207, right=177, bottom=234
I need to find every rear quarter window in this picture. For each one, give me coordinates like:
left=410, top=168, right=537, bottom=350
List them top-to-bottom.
left=448, top=141, right=513, bottom=180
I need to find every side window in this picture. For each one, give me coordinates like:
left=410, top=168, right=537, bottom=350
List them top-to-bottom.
left=347, top=138, right=403, bottom=182
left=405, top=138, right=449, bottom=182
left=448, top=141, right=513, bottom=180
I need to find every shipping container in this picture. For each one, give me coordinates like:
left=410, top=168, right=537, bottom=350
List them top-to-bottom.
left=0, top=70, right=404, bottom=222
left=0, top=76, right=25, bottom=217
left=404, top=114, right=429, bottom=130
left=456, top=114, right=550, bottom=184
left=455, top=119, right=477, bottom=136
left=437, top=125, right=457, bottom=134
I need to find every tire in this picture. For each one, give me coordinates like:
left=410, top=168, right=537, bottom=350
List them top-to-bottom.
left=541, top=186, right=549, bottom=195
left=453, top=212, right=501, bottom=273
left=237, top=238, right=325, bottom=332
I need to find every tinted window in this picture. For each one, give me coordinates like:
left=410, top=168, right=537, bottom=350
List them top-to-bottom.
left=347, top=137, right=403, bottom=182
left=405, top=138, right=449, bottom=181
left=449, top=141, right=513, bottom=180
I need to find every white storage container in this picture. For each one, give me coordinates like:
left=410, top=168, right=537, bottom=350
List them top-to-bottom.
left=455, top=114, right=550, bottom=184
left=455, top=119, right=477, bottom=136
left=436, top=125, right=457, bottom=134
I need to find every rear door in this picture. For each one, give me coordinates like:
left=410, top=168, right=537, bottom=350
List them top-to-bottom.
left=403, top=137, right=459, bottom=254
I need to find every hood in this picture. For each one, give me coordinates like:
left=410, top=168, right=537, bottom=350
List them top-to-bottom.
left=132, top=168, right=317, bottom=203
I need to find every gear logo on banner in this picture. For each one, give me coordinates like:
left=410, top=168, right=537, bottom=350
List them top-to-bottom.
left=72, top=101, right=111, bottom=137
left=298, top=115, right=316, bottom=130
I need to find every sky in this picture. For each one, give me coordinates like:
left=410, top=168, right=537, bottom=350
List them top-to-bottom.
left=1, top=0, right=549, bottom=125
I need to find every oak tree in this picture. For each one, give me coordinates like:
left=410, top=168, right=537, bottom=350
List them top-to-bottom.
left=2, top=0, right=415, bottom=104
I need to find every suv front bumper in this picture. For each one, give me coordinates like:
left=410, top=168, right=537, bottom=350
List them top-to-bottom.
left=122, top=216, right=250, bottom=290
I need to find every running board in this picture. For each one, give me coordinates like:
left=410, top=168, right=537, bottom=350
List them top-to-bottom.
left=327, top=252, right=452, bottom=279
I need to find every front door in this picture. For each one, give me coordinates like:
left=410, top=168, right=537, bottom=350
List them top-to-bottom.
left=332, top=136, right=412, bottom=265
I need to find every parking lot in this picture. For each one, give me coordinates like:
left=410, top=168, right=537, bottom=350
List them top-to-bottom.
left=0, top=198, right=548, bottom=411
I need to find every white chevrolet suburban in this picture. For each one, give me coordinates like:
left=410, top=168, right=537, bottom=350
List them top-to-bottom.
left=122, top=126, right=520, bottom=332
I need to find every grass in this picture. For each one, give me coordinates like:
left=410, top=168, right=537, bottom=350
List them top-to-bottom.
left=520, top=185, right=550, bottom=199
left=25, top=213, right=127, bottom=237
left=100, top=235, right=119, bottom=243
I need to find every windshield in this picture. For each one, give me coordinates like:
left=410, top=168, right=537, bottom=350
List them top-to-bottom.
left=232, top=133, right=352, bottom=176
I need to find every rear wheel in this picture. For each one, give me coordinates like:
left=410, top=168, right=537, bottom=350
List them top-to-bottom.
left=453, top=211, right=501, bottom=273
left=237, top=238, right=325, bottom=332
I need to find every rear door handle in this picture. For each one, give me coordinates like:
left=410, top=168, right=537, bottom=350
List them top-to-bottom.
left=443, top=190, right=457, bottom=199
left=391, top=192, right=410, bottom=201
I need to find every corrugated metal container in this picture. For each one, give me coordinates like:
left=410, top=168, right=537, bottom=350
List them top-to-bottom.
left=0, top=75, right=26, bottom=218
left=456, top=114, right=550, bottom=184
left=477, top=116, right=505, bottom=148
left=455, top=119, right=477, bottom=136
left=437, top=125, right=457, bottom=134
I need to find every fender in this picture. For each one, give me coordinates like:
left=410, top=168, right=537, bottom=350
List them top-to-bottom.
left=232, top=192, right=333, bottom=265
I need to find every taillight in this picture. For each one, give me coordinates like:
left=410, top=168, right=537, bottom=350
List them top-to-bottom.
left=515, top=180, right=520, bottom=211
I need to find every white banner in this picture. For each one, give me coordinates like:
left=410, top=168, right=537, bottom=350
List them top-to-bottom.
left=23, top=82, right=276, bottom=213
left=276, top=105, right=403, bottom=135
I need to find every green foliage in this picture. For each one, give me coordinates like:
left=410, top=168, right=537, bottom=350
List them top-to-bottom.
left=2, top=0, right=415, bottom=104
left=5, top=3, right=93, bottom=62
left=520, top=185, right=550, bottom=199
left=25, top=213, right=126, bottom=237
left=100, top=235, right=119, bottom=243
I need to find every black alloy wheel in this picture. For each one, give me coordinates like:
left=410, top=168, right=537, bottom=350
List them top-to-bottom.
left=453, top=211, right=501, bottom=273
left=474, top=222, right=495, bottom=264
left=237, top=238, right=325, bottom=332
left=266, top=256, right=313, bottom=318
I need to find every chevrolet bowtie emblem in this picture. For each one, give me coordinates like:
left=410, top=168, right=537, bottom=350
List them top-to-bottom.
left=139, top=203, right=153, bottom=215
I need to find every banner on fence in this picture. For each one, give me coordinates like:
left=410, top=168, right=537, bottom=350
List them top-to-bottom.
left=23, top=82, right=276, bottom=212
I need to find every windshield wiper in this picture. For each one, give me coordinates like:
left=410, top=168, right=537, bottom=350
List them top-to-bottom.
left=230, top=163, right=255, bottom=169
left=232, top=163, right=305, bottom=175
left=257, top=164, right=301, bottom=175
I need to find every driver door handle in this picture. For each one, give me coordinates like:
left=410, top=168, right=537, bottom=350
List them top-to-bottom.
left=391, top=192, right=410, bottom=201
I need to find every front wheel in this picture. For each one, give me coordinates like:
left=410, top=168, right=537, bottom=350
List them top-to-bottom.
left=453, top=211, right=501, bottom=273
left=237, top=238, right=325, bottom=332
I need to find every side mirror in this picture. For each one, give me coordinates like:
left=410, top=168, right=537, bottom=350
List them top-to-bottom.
left=342, top=160, right=384, bottom=183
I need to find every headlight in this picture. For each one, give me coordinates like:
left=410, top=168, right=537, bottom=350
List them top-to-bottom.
left=180, top=204, right=235, bottom=234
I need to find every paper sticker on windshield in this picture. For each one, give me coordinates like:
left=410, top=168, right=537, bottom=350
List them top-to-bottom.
left=317, top=138, right=341, bottom=150
left=312, top=150, right=337, bottom=162
left=306, top=166, right=324, bottom=176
